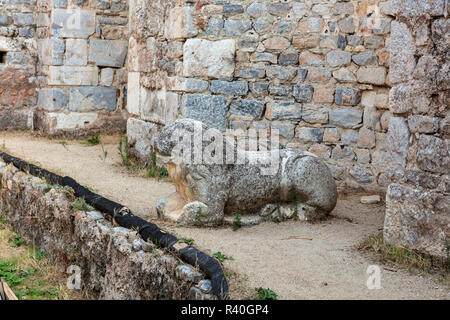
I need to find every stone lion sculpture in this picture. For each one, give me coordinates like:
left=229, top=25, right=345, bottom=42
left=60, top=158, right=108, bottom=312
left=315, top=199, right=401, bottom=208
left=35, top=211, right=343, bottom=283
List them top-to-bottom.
left=155, top=119, right=337, bottom=226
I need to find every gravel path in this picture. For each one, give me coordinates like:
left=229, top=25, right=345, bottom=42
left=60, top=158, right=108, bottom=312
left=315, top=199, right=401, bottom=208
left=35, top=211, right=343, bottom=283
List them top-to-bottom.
left=1, top=132, right=448, bottom=300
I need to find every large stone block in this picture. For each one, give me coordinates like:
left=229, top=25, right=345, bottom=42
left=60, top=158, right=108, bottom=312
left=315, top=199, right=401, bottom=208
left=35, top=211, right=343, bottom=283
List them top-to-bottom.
left=164, top=6, right=198, bottom=40
left=51, top=9, right=96, bottom=38
left=390, top=21, right=416, bottom=84
left=128, top=37, right=156, bottom=73
left=38, top=38, right=65, bottom=66
left=65, top=39, right=87, bottom=66
left=89, top=39, right=128, bottom=67
left=183, top=39, right=236, bottom=79
left=48, top=66, right=99, bottom=86
left=357, top=67, right=386, bottom=85
left=126, top=72, right=142, bottom=116
left=167, top=77, right=209, bottom=93
left=210, top=80, right=248, bottom=96
left=68, top=87, right=118, bottom=112
left=335, top=87, right=360, bottom=106
left=38, top=88, right=68, bottom=111
left=140, top=89, right=179, bottom=126
left=181, top=94, right=228, bottom=131
left=229, top=100, right=265, bottom=118
left=266, top=101, right=302, bottom=121
left=329, top=108, right=363, bottom=128
left=45, top=112, right=99, bottom=130
left=387, top=117, right=410, bottom=168
left=417, top=135, right=449, bottom=174
left=385, top=183, right=449, bottom=259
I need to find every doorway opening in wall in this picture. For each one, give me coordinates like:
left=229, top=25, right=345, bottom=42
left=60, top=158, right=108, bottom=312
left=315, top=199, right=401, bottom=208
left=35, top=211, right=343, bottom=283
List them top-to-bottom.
left=0, top=51, right=6, bottom=64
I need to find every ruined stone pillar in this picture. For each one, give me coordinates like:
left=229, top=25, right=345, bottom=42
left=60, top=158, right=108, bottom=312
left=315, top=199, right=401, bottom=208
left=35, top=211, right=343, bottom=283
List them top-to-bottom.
left=384, top=0, right=449, bottom=259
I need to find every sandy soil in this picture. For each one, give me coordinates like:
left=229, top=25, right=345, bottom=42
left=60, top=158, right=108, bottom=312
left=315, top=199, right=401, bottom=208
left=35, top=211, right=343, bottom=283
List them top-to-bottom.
left=1, top=132, right=448, bottom=300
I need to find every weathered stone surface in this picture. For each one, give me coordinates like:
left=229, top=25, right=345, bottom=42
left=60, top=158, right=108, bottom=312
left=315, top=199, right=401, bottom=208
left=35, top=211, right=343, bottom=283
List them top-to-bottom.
left=164, top=7, right=198, bottom=40
left=51, top=9, right=96, bottom=38
left=224, top=20, right=252, bottom=36
left=390, top=21, right=416, bottom=84
left=262, top=36, right=290, bottom=51
left=38, top=38, right=65, bottom=66
left=65, top=39, right=88, bottom=66
left=89, top=39, right=128, bottom=67
left=183, top=39, right=235, bottom=79
left=326, top=50, right=351, bottom=67
left=352, top=52, right=378, bottom=66
left=48, top=66, right=99, bottom=86
left=266, top=66, right=297, bottom=81
left=357, top=67, right=386, bottom=85
left=100, top=68, right=114, bottom=87
left=167, top=77, right=209, bottom=93
left=210, top=80, right=248, bottom=96
left=293, top=85, right=314, bottom=103
left=68, top=87, right=117, bottom=112
left=335, top=87, right=360, bottom=106
left=38, top=88, right=68, bottom=111
left=181, top=94, right=228, bottom=131
left=229, top=100, right=264, bottom=118
left=266, top=101, right=302, bottom=121
left=329, top=108, right=363, bottom=128
left=44, top=112, right=99, bottom=130
left=407, top=115, right=440, bottom=134
left=387, top=117, right=410, bottom=168
left=127, top=118, right=159, bottom=159
left=155, top=119, right=337, bottom=226
left=297, top=127, right=324, bottom=143
left=417, top=135, right=449, bottom=174
left=350, top=165, right=374, bottom=184
left=385, top=184, right=449, bottom=259
left=360, top=195, right=381, bottom=204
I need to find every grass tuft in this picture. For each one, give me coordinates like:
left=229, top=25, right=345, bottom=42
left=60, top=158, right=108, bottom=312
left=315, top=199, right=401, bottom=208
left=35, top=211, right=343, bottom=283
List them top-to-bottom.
left=83, top=136, right=101, bottom=146
left=118, top=136, right=130, bottom=167
left=70, top=197, right=93, bottom=212
left=358, top=233, right=450, bottom=277
left=178, top=238, right=194, bottom=246
left=213, top=251, right=234, bottom=262
left=251, top=287, right=278, bottom=300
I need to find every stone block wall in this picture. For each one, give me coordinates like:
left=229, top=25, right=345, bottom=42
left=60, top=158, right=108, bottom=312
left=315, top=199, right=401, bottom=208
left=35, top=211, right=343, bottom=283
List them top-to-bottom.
left=0, top=0, right=40, bottom=130
left=34, top=0, right=130, bottom=136
left=126, top=0, right=395, bottom=191
left=383, top=0, right=449, bottom=259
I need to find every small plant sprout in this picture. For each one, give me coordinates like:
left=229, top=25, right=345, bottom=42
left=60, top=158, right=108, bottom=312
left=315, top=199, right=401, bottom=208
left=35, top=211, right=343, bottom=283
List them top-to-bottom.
left=84, top=135, right=101, bottom=146
left=118, top=136, right=130, bottom=167
left=59, top=141, right=68, bottom=150
left=99, top=144, right=108, bottom=162
left=70, top=197, right=93, bottom=212
left=195, top=206, right=203, bottom=224
left=232, top=213, right=242, bottom=231
left=10, top=234, right=26, bottom=248
left=178, top=238, right=194, bottom=246
left=213, top=252, right=234, bottom=262
left=252, top=287, right=278, bottom=300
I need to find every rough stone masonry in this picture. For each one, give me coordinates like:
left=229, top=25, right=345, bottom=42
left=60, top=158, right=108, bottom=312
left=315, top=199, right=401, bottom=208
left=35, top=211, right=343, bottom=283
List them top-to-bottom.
left=126, top=0, right=394, bottom=193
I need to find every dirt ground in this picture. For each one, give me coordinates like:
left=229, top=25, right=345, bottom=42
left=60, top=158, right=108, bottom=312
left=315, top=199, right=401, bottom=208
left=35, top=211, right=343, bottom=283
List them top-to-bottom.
left=0, top=132, right=448, bottom=300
